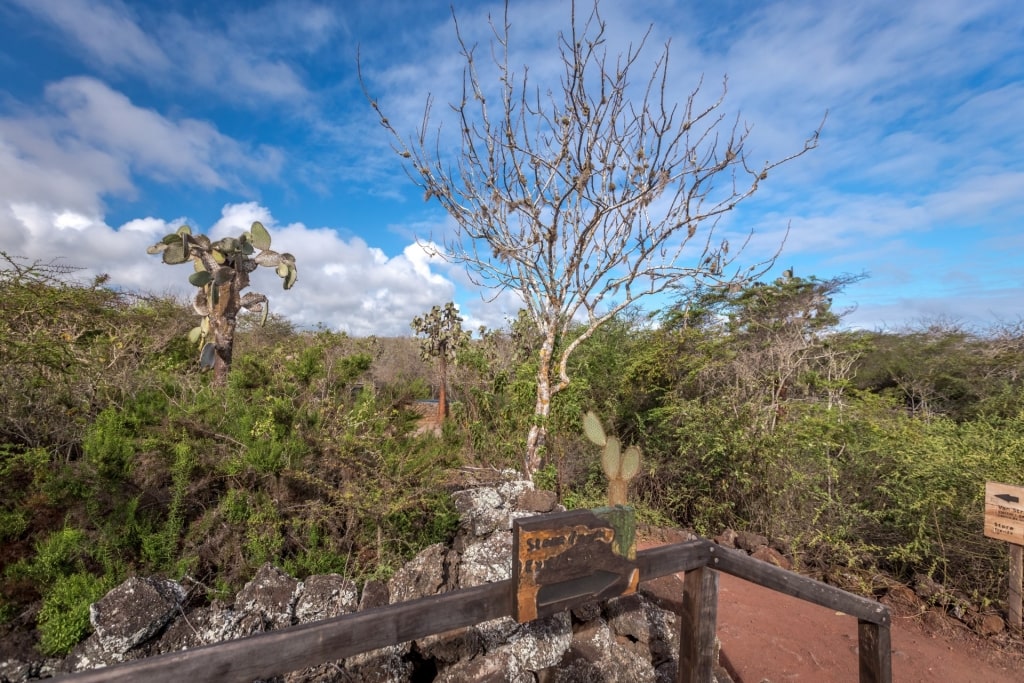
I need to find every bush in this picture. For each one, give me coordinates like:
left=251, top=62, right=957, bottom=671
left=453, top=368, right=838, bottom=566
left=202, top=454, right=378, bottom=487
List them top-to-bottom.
left=82, top=408, right=135, bottom=481
left=868, top=415, right=1024, bottom=594
left=8, top=527, right=92, bottom=588
left=37, top=572, right=110, bottom=655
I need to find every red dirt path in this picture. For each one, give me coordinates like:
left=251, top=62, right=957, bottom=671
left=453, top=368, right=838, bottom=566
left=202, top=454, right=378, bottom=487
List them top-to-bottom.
left=638, top=538, right=1024, bottom=683
left=716, top=571, right=1022, bottom=683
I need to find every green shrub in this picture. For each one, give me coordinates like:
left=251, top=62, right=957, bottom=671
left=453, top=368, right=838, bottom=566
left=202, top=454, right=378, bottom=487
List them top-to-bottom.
left=289, top=346, right=324, bottom=385
left=82, top=408, right=135, bottom=480
left=869, top=415, right=1024, bottom=593
left=140, top=441, right=194, bottom=568
left=0, top=445, right=48, bottom=479
left=533, top=463, right=558, bottom=493
left=221, top=488, right=250, bottom=524
left=244, top=495, right=284, bottom=567
left=0, top=509, right=28, bottom=542
left=282, top=518, right=350, bottom=578
left=8, top=527, right=91, bottom=588
left=38, top=572, right=110, bottom=655
left=0, top=599, right=14, bottom=625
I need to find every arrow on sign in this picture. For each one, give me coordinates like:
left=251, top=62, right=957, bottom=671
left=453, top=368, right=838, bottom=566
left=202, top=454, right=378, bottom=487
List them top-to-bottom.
left=995, top=493, right=1021, bottom=504
left=537, top=570, right=622, bottom=607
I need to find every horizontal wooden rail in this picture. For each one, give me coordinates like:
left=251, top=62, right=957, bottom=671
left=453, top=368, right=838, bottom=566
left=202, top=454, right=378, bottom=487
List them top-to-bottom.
left=54, top=538, right=890, bottom=683
left=636, top=538, right=714, bottom=579
left=638, top=540, right=891, bottom=682
left=707, top=544, right=891, bottom=683
left=708, top=545, right=889, bottom=626
left=56, top=580, right=513, bottom=683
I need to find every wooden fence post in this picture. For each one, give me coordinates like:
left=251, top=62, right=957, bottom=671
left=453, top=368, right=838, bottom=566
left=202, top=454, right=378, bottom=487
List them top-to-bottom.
left=1010, top=544, right=1023, bottom=630
left=678, top=566, right=718, bottom=683
left=857, top=620, right=892, bottom=683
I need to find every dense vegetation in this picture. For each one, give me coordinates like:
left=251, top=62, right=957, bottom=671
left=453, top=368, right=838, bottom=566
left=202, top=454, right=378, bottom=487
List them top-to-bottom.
left=2, top=254, right=1022, bottom=656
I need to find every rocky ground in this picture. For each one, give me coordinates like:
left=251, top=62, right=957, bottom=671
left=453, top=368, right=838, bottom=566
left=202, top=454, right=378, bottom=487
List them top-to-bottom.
left=3, top=469, right=1022, bottom=682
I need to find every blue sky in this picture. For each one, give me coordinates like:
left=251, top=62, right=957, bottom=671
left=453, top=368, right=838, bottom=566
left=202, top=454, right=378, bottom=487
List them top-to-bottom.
left=0, top=0, right=1021, bottom=336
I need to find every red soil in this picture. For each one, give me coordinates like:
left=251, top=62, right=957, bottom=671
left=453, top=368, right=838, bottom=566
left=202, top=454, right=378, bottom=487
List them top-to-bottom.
left=638, top=536, right=1024, bottom=682
left=716, top=571, right=1022, bottom=683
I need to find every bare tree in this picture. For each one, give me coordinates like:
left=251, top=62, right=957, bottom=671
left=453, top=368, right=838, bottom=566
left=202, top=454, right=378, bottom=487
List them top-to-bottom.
left=363, top=1, right=822, bottom=477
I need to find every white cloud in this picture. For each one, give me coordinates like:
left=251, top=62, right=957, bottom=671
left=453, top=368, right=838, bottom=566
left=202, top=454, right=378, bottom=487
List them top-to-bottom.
left=3, top=0, right=1021, bottom=336
left=8, top=0, right=324, bottom=106
left=9, top=0, right=171, bottom=73
left=222, top=2, right=339, bottom=55
left=163, top=17, right=310, bottom=104
left=0, top=77, right=282, bottom=222
left=45, top=77, right=281, bottom=188
left=0, top=116, right=132, bottom=218
left=0, top=198, right=479, bottom=336
left=208, top=202, right=275, bottom=237
left=176, top=203, right=473, bottom=336
left=120, top=216, right=175, bottom=234
left=402, top=241, right=450, bottom=285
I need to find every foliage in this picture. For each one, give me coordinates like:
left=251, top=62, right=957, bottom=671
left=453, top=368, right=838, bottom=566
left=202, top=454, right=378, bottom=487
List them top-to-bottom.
left=0, top=252, right=192, bottom=454
left=5, top=263, right=1024, bottom=656
left=0, top=287, right=462, bottom=654
left=851, top=321, right=1016, bottom=421
left=82, top=408, right=135, bottom=481
left=868, top=414, right=1024, bottom=589
left=8, top=527, right=94, bottom=588
left=37, top=572, right=112, bottom=655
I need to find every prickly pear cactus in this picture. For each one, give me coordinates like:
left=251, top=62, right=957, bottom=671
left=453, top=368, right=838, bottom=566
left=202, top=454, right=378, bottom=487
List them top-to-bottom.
left=147, top=221, right=297, bottom=384
left=411, top=302, right=469, bottom=422
left=583, top=411, right=641, bottom=507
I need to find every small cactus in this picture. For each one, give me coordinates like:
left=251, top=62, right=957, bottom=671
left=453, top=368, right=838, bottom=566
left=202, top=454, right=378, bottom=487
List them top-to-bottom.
left=583, top=411, right=641, bottom=507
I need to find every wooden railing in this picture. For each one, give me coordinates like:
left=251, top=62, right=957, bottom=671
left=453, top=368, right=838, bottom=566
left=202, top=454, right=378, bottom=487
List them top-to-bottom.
left=55, top=538, right=890, bottom=683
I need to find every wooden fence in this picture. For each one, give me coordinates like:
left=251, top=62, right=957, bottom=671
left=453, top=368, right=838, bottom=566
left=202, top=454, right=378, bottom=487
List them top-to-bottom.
left=55, top=538, right=890, bottom=683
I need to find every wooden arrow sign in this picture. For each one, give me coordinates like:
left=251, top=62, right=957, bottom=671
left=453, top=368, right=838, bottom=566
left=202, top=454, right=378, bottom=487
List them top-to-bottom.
left=984, top=482, right=1024, bottom=630
left=985, top=482, right=1024, bottom=545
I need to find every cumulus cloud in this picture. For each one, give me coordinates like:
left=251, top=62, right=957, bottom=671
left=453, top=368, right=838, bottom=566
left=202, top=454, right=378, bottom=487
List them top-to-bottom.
left=3, top=0, right=1021, bottom=335
left=0, top=70, right=476, bottom=336
left=0, top=76, right=281, bottom=221
left=0, top=76, right=291, bottom=316
left=48, top=78, right=281, bottom=186
left=0, top=198, right=484, bottom=336
left=199, top=202, right=466, bottom=335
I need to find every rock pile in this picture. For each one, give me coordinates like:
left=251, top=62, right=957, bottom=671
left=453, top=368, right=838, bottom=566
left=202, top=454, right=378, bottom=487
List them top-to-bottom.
left=4, top=470, right=737, bottom=682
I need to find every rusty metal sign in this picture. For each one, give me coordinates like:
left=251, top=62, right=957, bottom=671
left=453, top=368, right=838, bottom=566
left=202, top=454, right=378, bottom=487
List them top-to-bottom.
left=512, top=506, right=638, bottom=622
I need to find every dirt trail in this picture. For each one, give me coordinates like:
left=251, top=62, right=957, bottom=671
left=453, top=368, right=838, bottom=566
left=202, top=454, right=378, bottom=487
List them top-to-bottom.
left=638, top=538, right=1024, bottom=682
left=717, top=571, right=1022, bottom=682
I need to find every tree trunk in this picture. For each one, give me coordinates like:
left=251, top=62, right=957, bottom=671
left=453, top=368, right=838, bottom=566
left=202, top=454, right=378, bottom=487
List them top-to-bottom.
left=209, top=276, right=241, bottom=386
left=524, top=338, right=556, bottom=479
left=437, top=353, right=449, bottom=422
left=524, top=424, right=545, bottom=481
